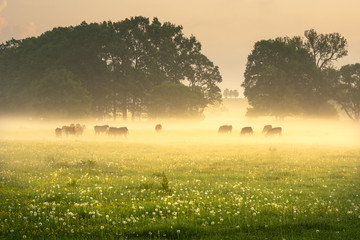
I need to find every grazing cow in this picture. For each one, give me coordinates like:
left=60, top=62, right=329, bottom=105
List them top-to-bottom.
left=75, top=124, right=86, bottom=136
left=155, top=124, right=162, bottom=133
left=94, top=125, right=109, bottom=135
left=218, top=125, right=232, bottom=134
left=262, top=125, right=272, bottom=134
left=62, top=126, right=76, bottom=136
left=108, top=127, right=128, bottom=137
left=240, top=127, right=253, bottom=136
left=266, top=127, right=282, bottom=136
left=55, top=128, right=62, bottom=137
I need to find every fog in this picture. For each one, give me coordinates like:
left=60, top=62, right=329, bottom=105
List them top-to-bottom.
left=0, top=112, right=358, bottom=147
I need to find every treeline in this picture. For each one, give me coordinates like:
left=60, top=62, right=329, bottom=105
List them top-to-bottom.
left=0, top=17, right=222, bottom=120
left=242, top=29, right=360, bottom=121
left=223, top=88, right=239, bottom=98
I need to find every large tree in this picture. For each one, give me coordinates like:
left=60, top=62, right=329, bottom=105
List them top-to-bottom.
left=0, top=17, right=222, bottom=119
left=242, top=30, right=347, bottom=119
left=242, top=38, right=333, bottom=118
left=332, top=64, right=360, bottom=121
left=31, top=69, right=91, bottom=117
left=145, top=81, right=207, bottom=118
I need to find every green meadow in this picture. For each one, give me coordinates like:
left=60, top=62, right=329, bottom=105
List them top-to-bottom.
left=1, top=131, right=360, bottom=239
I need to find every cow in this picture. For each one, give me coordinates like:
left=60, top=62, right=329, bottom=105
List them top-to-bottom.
left=75, top=124, right=86, bottom=136
left=155, top=124, right=162, bottom=133
left=94, top=125, right=109, bottom=135
left=218, top=125, right=232, bottom=134
left=262, top=125, right=272, bottom=134
left=62, top=126, right=76, bottom=136
left=108, top=127, right=128, bottom=137
left=240, top=127, right=253, bottom=136
left=266, top=127, right=282, bottom=136
left=55, top=128, right=62, bottom=137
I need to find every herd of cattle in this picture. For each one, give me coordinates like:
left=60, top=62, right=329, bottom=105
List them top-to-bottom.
left=55, top=123, right=281, bottom=137
left=55, top=124, right=86, bottom=137
left=217, top=125, right=282, bottom=136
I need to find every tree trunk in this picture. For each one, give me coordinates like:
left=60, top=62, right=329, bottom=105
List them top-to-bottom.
left=121, top=98, right=127, bottom=121
left=131, top=98, right=136, bottom=121
left=113, top=101, right=117, bottom=121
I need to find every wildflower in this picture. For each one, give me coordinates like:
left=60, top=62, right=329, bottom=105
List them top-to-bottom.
left=100, top=226, right=104, bottom=230
left=177, top=230, right=180, bottom=234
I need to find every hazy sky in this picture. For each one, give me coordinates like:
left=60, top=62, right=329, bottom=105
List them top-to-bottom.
left=1, top=0, right=359, bottom=94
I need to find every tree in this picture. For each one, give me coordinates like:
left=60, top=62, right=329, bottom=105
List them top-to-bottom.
left=0, top=17, right=223, bottom=119
left=101, top=17, right=222, bottom=120
left=242, top=29, right=348, bottom=119
left=304, top=29, right=348, bottom=70
left=242, top=38, right=334, bottom=119
left=332, top=63, right=360, bottom=121
left=32, top=69, right=91, bottom=117
left=145, top=81, right=207, bottom=118
left=223, top=88, right=229, bottom=98
left=232, top=89, right=239, bottom=98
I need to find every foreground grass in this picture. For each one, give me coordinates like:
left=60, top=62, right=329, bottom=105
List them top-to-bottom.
left=0, top=140, right=359, bottom=239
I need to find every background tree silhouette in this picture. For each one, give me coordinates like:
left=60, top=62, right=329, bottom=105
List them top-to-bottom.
left=0, top=17, right=222, bottom=119
left=242, top=30, right=347, bottom=119
left=332, top=63, right=360, bottom=121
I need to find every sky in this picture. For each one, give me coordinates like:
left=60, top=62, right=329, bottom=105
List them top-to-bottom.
left=1, top=0, right=359, bottom=95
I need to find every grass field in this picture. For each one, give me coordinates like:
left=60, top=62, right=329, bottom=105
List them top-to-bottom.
left=0, top=117, right=360, bottom=239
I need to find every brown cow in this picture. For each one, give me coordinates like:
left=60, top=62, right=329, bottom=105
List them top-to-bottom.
left=75, top=124, right=86, bottom=136
left=155, top=124, right=162, bottom=133
left=94, top=125, right=109, bottom=135
left=218, top=125, right=232, bottom=134
left=262, top=125, right=272, bottom=134
left=62, top=126, right=76, bottom=136
left=108, top=127, right=128, bottom=137
left=240, top=127, right=253, bottom=136
left=266, top=127, right=282, bottom=136
left=55, top=128, right=62, bottom=137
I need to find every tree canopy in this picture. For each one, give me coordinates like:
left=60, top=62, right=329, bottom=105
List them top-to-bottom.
left=0, top=17, right=222, bottom=119
left=242, top=30, right=347, bottom=119
left=332, top=64, right=360, bottom=121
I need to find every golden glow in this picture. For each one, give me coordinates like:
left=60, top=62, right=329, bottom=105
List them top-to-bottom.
left=0, top=113, right=358, bottom=147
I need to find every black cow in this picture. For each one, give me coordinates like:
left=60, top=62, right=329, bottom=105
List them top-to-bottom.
left=155, top=124, right=162, bottom=133
left=94, top=125, right=109, bottom=135
left=218, top=125, right=232, bottom=134
left=262, top=125, right=272, bottom=134
left=108, top=127, right=128, bottom=137
left=240, top=127, right=253, bottom=136
left=266, top=127, right=282, bottom=136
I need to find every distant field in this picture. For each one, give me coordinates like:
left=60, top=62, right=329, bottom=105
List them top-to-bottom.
left=0, top=120, right=359, bottom=239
